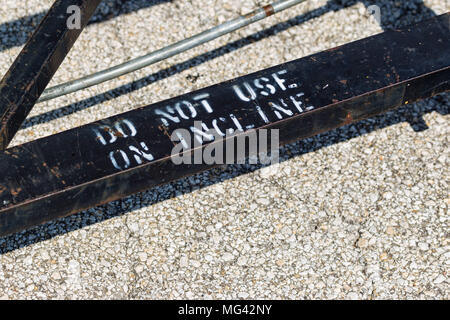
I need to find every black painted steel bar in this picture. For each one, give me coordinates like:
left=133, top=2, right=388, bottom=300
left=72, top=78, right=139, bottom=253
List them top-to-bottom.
left=0, top=0, right=103, bottom=151
left=38, top=0, right=306, bottom=103
left=0, top=14, right=449, bottom=237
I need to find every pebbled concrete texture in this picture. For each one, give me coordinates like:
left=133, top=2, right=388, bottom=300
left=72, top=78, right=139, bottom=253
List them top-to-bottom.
left=0, top=0, right=448, bottom=299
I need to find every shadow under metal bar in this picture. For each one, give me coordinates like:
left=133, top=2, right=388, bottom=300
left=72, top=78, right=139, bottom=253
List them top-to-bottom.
left=0, top=0, right=103, bottom=151
left=0, top=13, right=449, bottom=238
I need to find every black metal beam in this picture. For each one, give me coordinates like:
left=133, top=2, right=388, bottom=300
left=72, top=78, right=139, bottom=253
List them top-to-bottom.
left=0, top=0, right=103, bottom=150
left=0, top=14, right=449, bottom=237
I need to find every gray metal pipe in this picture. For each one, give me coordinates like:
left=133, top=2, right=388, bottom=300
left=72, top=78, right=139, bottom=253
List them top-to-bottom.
left=38, top=0, right=306, bottom=103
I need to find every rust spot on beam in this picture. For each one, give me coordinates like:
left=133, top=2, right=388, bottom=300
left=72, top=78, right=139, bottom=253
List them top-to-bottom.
left=263, top=5, right=275, bottom=17
left=344, top=113, right=353, bottom=125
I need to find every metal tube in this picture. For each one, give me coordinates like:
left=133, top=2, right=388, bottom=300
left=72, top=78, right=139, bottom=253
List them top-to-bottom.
left=38, top=0, right=306, bottom=103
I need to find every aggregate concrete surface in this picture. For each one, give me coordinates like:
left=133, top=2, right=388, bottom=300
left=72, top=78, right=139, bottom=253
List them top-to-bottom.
left=0, top=0, right=448, bottom=299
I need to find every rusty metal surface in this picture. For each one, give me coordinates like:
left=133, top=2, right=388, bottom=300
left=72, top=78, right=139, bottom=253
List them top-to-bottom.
left=0, top=0, right=102, bottom=150
left=0, top=13, right=448, bottom=238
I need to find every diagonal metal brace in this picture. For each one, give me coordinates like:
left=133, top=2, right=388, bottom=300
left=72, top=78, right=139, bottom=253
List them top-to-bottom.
left=0, top=0, right=103, bottom=151
left=0, top=13, right=448, bottom=237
